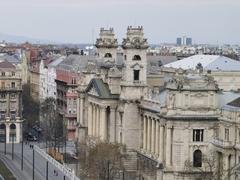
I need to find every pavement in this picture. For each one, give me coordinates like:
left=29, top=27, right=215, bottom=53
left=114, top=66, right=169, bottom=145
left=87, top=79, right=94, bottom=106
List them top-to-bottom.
left=0, top=142, right=74, bottom=180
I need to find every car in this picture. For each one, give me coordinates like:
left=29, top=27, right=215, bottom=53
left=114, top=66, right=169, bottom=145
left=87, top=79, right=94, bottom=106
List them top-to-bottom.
left=33, top=125, right=43, bottom=133
left=27, top=135, right=37, bottom=141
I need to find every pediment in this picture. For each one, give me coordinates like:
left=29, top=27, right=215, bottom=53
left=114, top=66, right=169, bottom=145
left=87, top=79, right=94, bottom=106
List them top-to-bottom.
left=130, top=63, right=143, bottom=69
left=88, top=86, right=99, bottom=97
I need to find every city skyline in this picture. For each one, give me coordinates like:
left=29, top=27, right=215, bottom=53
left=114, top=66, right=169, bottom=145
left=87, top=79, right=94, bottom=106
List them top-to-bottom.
left=0, top=0, right=239, bottom=45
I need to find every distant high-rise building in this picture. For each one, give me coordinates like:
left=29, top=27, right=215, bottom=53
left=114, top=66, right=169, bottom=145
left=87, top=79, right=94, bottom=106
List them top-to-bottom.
left=176, top=36, right=192, bottom=46
left=186, top=37, right=192, bottom=45
left=176, top=38, right=182, bottom=45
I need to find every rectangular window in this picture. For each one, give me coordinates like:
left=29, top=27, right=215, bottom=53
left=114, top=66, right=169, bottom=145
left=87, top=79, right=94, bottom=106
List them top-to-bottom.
left=134, top=70, right=140, bottom=81
left=1, top=72, right=5, bottom=76
left=12, top=72, right=15, bottom=76
left=1, top=82, right=5, bottom=89
left=11, top=82, right=15, bottom=89
left=0, top=94, right=6, bottom=99
left=10, top=94, right=16, bottom=98
left=10, top=112, right=16, bottom=120
left=0, top=113, right=5, bottom=120
left=225, top=128, right=229, bottom=141
left=193, top=129, right=204, bottom=142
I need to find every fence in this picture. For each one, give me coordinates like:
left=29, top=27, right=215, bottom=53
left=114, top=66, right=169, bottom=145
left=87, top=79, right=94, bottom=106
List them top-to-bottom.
left=34, top=145, right=80, bottom=180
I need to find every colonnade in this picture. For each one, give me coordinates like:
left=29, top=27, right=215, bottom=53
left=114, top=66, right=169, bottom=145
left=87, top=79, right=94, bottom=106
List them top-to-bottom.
left=88, top=102, right=107, bottom=140
left=142, top=115, right=173, bottom=166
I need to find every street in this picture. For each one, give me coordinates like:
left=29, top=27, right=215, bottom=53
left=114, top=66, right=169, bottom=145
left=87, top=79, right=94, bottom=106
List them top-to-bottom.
left=0, top=142, right=73, bottom=180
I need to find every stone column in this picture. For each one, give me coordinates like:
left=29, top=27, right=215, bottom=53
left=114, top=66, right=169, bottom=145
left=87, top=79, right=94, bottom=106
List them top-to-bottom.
left=79, top=96, right=84, bottom=125
left=87, top=102, right=92, bottom=136
left=92, top=104, right=96, bottom=136
left=96, top=106, right=100, bottom=137
left=101, top=106, right=107, bottom=140
left=109, top=107, right=116, bottom=143
left=143, top=116, right=147, bottom=150
left=147, top=116, right=151, bottom=153
left=151, top=118, right=155, bottom=154
left=155, top=120, right=159, bottom=155
left=16, top=123, right=20, bottom=143
left=6, top=124, right=9, bottom=143
left=159, top=125, right=164, bottom=162
left=165, top=125, right=172, bottom=167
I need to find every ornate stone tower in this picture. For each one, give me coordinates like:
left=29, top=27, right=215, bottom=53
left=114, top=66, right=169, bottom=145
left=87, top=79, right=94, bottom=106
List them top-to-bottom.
left=120, top=26, right=149, bottom=100
left=95, top=27, right=118, bottom=63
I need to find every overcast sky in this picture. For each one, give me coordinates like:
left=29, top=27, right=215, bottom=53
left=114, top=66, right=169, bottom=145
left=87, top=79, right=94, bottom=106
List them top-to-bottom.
left=0, top=0, right=239, bottom=44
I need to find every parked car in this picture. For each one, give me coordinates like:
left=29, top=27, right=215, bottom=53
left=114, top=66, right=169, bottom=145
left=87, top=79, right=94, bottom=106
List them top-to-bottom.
left=27, top=135, right=37, bottom=141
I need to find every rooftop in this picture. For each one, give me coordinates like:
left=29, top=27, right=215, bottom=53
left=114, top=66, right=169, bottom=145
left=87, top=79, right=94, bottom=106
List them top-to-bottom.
left=164, top=55, right=240, bottom=71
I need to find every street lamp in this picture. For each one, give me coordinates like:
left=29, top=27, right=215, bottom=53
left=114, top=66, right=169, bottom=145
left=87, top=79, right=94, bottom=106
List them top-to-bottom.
left=33, top=145, right=35, bottom=180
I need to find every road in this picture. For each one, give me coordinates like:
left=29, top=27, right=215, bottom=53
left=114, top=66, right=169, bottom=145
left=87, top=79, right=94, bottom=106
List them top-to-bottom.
left=0, top=142, right=73, bottom=180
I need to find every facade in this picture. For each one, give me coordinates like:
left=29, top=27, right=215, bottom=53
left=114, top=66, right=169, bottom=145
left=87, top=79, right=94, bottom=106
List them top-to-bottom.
left=75, top=26, right=240, bottom=180
left=164, top=55, right=240, bottom=91
left=0, top=60, right=23, bottom=143
left=29, top=62, right=40, bottom=102
left=56, top=69, right=80, bottom=141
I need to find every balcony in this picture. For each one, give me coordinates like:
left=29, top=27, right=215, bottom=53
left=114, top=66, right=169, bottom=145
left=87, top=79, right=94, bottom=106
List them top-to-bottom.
left=64, top=113, right=77, bottom=118
left=67, top=125, right=76, bottom=130
left=211, top=138, right=233, bottom=148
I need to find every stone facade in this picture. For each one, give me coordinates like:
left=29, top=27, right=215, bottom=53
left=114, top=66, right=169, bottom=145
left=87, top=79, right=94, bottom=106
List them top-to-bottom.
left=74, top=27, right=240, bottom=180
left=0, top=60, right=23, bottom=143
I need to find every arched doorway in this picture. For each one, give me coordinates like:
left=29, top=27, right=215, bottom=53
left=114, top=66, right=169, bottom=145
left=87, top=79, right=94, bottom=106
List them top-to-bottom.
left=0, top=124, right=6, bottom=142
left=9, top=124, right=16, bottom=142
left=193, top=149, right=202, bottom=167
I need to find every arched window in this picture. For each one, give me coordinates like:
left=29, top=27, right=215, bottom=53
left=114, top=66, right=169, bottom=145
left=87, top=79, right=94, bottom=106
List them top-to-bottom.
left=104, top=53, right=112, bottom=58
left=132, top=55, right=141, bottom=60
left=0, top=124, right=6, bottom=142
left=10, top=124, right=16, bottom=142
left=193, top=150, right=202, bottom=167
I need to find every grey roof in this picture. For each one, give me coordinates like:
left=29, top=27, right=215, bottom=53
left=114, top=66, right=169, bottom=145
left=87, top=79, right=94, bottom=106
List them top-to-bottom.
left=0, top=54, right=21, bottom=64
left=57, top=55, right=94, bottom=72
left=147, top=55, right=178, bottom=74
left=165, top=55, right=240, bottom=71
left=48, top=56, right=65, bottom=68
left=86, top=78, right=119, bottom=99
left=218, top=91, right=240, bottom=108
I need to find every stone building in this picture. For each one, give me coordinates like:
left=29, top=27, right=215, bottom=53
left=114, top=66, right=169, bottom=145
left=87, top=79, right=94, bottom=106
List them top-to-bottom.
left=75, top=26, right=240, bottom=180
left=0, top=60, right=23, bottom=143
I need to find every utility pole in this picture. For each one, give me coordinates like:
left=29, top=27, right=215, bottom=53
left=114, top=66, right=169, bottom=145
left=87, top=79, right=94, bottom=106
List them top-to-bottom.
left=21, top=122, right=24, bottom=170
left=4, top=131, right=6, bottom=155
left=11, top=136, right=14, bottom=160
left=21, top=139, right=23, bottom=170
left=33, top=146, right=35, bottom=180
left=107, top=160, right=110, bottom=180
left=46, top=161, right=48, bottom=180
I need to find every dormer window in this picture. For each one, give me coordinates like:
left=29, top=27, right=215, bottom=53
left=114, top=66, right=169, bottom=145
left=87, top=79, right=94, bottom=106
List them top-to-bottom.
left=132, top=55, right=141, bottom=61
left=134, top=70, right=140, bottom=81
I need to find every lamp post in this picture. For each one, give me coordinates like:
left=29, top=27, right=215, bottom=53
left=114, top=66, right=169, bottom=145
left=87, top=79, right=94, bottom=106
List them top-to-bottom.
left=21, top=120, right=25, bottom=170
left=4, top=127, right=6, bottom=155
left=11, top=134, right=14, bottom=160
left=32, top=146, right=35, bottom=180
left=46, top=161, right=48, bottom=180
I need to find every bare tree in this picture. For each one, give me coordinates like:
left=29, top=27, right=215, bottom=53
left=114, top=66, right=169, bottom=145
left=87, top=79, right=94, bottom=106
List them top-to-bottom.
left=22, top=83, right=40, bottom=128
left=40, top=97, right=63, bottom=149
left=78, top=138, right=127, bottom=180
left=184, top=152, right=236, bottom=180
